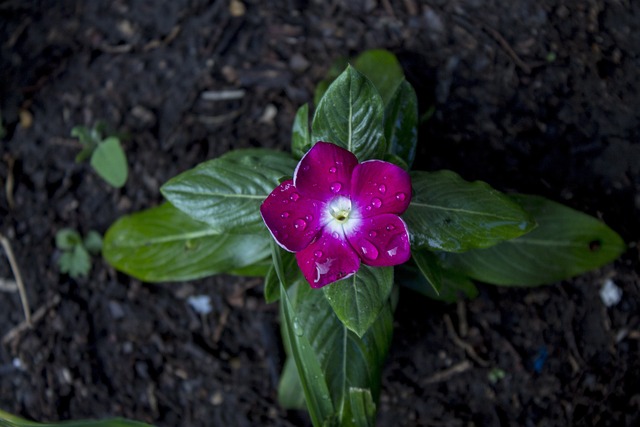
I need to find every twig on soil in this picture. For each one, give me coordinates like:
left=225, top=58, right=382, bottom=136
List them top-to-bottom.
left=402, top=0, right=419, bottom=16
left=480, top=24, right=532, bottom=74
left=3, top=154, right=15, bottom=210
left=0, top=233, right=30, bottom=325
left=2, top=295, right=61, bottom=346
left=456, top=299, right=468, bottom=338
left=213, top=308, right=230, bottom=344
left=444, top=314, right=489, bottom=367
left=423, top=360, right=472, bottom=385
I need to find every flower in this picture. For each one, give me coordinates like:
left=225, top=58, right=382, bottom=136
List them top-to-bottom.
left=260, top=142, right=412, bottom=288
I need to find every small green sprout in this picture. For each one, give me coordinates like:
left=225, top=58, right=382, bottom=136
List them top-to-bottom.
left=71, top=122, right=128, bottom=188
left=56, top=228, right=103, bottom=279
left=488, top=367, right=506, bottom=384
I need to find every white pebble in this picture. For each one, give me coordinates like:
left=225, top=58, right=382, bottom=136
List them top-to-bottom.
left=600, top=279, right=622, bottom=307
left=187, top=295, right=213, bottom=315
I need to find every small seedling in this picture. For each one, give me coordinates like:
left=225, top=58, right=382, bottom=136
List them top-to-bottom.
left=71, top=122, right=128, bottom=188
left=56, top=228, right=103, bottom=279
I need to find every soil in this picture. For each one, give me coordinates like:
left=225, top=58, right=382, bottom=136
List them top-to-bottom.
left=1, top=1, right=639, bottom=426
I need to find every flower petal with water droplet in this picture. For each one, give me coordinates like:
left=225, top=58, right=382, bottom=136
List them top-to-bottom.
left=294, top=142, right=358, bottom=201
left=350, top=160, right=411, bottom=217
left=260, top=180, right=327, bottom=251
left=345, top=214, right=411, bottom=267
left=295, top=228, right=360, bottom=288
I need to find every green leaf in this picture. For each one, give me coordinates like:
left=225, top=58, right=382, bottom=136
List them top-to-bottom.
left=353, top=49, right=404, bottom=106
left=314, top=57, right=349, bottom=106
left=311, top=66, right=386, bottom=162
left=384, top=80, right=418, bottom=168
left=291, top=103, right=312, bottom=159
left=71, top=125, right=94, bottom=145
left=90, top=136, right=128, bottom=188
left=161, top=149, right=297, bottom=233
left=381, top=153, right=409, bottom=171
left=404, top=170, right=536, bottom=252
left=440, top=194, right=626, bottom=286
left=103, top=203, right=270, bottom=282
left=55, top=228, right=82, bottom=250
left=83, top=230, right=103, bottom=255
left=58, top=245, right=91, bottom=278
left=273, top=245, right=336, bottom=427
left=264, top=250, right=298, bottom=303
left=412, top=250, right=443, bottom=294
left=227, top=259, right=271, bottom=277
left=397, top=263, right=478, bottom=303
left=322, top=265, right=393, bottom=337
left=290, top=281, right=393, bottom=426
left=278, top=356, right=307, bottom=410
left=348, top=388, right=377, bottom=427
left=0, top=408, right=153, bottom=427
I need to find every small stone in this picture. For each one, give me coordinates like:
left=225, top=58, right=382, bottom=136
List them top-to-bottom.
left=229, top=0, right=246, bottom=17
left=289, top=53, right=310, bottom=73
left=600, top=279, right=622, bottom=307
left=187, top=295, right=213, bottom=315
left=211, top=391, right=224, bottom=405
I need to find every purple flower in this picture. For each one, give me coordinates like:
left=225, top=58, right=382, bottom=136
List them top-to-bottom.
left=261, top=142, right=412, bottom=288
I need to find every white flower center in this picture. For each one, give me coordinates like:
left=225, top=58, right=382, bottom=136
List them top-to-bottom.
left=325, top=196, right=361, bottom=236
left=329, top=196, right=352, bottom=223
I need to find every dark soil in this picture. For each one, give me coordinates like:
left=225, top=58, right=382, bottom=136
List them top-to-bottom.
left=1, top=1, right=639, bottom=426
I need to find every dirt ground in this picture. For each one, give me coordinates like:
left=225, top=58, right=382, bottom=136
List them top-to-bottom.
left=1, top=1, right=639, bottom=426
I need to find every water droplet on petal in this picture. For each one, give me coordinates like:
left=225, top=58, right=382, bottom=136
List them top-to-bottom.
left=329, top=167, right=337, bottom=173
left=330, top=182, right=342, bottom=193
left=378, top=184, right=386, bottom=194
left=290, top=192, right=300, bottom=201
left=395, top=192, right=406, bottom=201
left=371, top=198, right=382, bottom=208
left=366, top=206, right=372, bottom=211
left=281, top=212, right=290, bottom=218
left=305, top=214, right=313, bottom=221
left=294, top=219, right=307, bottom=230
left=386, top=224, right=396, bottom=231
left=369, top=231, right=377, bottom=238
left=332, top=232, right=339, bottom=239
left=360, top=240, right=379, bottom=260
left=387, top=247, right=398, bottom=257
left=314, top=250, right=323, bottom=258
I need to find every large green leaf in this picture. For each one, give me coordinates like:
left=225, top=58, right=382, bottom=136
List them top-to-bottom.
left=352, top=49, right=404, bottom=106
left=311, top=66, right=386, bottom=162
left=384, top=80, right=418, bottom=168
left=291, top=103, right=312, bottom=159
left=90, top=137, right=128, bottom=188
left=161, top=149, right=297, bottom=233
left=404, top=170, right=536, bottom=252
left=440, top=195, right=626, bottom=286
left=103, top=203, right=269, bottom=282
left=273, top=246, right=336, bottom=427
left=264, top=250, right=298, bottom=303
left=411, top=250, right=443, bottom=294
left=398, top=263, right=479, bottom=303
left=322, top=265, right=393, bottom=337
left=289, top=278, right=393, bottom=426
left=277, top=356, right=307, bottom=410
left=348, top=388, right=377, bottom=427
left=0, top=409, right=152, bottom=427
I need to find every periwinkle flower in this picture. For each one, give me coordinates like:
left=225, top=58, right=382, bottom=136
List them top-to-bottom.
left=261, top=142, right=412, bottom=288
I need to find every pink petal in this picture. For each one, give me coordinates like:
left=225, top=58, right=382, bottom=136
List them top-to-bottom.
left=294, top=142, right=358, bottom=202
left=350, top=160, right=412, bottom=217
left=260, top=180, right=327, bottom=252
left=346, top=214, right=411, bottom=267
left=296, top=229, right=361, bottom=288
